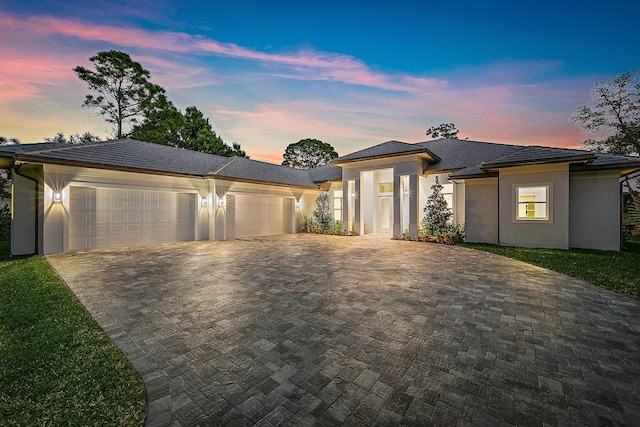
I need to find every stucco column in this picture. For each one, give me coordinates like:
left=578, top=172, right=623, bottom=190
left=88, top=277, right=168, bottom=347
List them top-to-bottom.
left=393, top=174, right=401, bottom=238
left=409, top=174, right=419, bottom=239
left=342, top=179, right=349, bottom=234
left=354, top=179, right=361, bottom=235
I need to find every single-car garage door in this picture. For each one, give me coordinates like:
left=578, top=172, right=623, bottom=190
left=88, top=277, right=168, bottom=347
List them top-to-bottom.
left=69, top=187, right=195, bottom=250
left=226, top=194, right=293, bottom=239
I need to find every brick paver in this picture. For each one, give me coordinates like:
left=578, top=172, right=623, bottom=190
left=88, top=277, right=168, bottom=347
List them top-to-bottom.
left=48, top=234, right=640, bottom=426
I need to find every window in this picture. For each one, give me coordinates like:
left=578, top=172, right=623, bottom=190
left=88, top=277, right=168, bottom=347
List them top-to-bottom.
left=379, top=182, right=392, bottom=193
left=441, top=183, right=453, bottom=210
left=516, top=186, right=548, bottom=220
left=333, top=190, right=343, bottom=221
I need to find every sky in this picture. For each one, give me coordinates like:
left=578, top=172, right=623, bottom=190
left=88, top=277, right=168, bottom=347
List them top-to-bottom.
left=1, top=0, right=638, bottom=164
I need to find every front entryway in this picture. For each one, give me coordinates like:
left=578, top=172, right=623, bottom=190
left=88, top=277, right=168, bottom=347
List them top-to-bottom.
left=360, top=168, right=394, bottom=234
left=379, top=195, right=393, bottom=232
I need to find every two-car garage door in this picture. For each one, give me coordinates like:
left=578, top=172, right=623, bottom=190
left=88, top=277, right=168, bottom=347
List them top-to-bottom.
left=69, top=187, right=195, bottom=251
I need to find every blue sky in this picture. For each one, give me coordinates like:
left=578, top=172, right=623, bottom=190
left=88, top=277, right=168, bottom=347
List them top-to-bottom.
left=1, top=0, right=638, bottom=162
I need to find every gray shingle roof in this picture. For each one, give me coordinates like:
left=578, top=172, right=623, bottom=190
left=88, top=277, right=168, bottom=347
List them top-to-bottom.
left=3, top=138, right=638, bottom=186
left=13, top=139, right=231, bottom=177
left=416, top=139, right=521, bottom=172
left=331, top=140, right=439, bottom=164
left=0, top=142, right=66, bottom=155
left=481, top=146, right=596, bottom=169
left=572, top=153, right=640, bottom=171
left=209, top=156, right=318, bottom=188
left=307, top=164, right=343, bottom=183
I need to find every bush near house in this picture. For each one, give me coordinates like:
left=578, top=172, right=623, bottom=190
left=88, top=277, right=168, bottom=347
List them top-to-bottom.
left=410, top=177, right=465, bottom=245
left=0, top=242, right=147, bottom=425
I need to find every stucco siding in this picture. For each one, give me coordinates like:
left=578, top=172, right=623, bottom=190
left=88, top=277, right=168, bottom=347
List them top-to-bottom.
left=499, top=164, right=570, bottom=249
left=11, top=166, right=41, bottom=255
left=570, top=170, right=621, bottom=251
left=464, top=178, right=499, bottom=244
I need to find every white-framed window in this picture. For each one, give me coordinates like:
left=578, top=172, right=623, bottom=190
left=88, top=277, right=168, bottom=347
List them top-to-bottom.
left=441, top=183, right=453, bottom=210
left=516, top=185, right=549, bottom=220
left=333, top=190, right=343, bottom=221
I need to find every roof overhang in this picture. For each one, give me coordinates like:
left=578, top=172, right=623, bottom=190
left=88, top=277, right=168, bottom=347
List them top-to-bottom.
left=331, top=150, right=440, bottom=166
left=481, top=153, right=596, bottom=170
left=13, top=154, right=206, bottom=179
left=205, top=172, right=319, bottom=190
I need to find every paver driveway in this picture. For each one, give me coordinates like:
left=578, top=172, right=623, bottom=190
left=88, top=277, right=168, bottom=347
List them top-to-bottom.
left=48, top=234, right=640, bottom=426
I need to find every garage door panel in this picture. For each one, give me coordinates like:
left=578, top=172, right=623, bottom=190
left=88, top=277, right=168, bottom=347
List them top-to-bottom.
left=69, top=187, right=195, bottom=250
left=228, top=195, right=292, bottom=239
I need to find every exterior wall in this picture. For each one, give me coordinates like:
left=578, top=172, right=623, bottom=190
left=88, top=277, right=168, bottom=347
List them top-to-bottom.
left=41, top=164, right=210, bottom=254
left=499, top=164, right=570, bottom=249
left=11, top=165, right=43, bottom=256
left=37, top=165, right=321, bottom=253
left=569, top=170, right=621, bottom=251
left=464, top=178, right=499, bottom=244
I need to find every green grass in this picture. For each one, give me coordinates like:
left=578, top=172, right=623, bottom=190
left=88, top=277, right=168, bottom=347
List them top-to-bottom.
left=460, top=236, right=640, bottom=299
left=0, top=241, right=146, bottom=426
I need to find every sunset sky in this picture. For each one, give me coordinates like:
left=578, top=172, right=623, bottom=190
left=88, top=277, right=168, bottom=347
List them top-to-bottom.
left=1, top=0, right=638, bottom=163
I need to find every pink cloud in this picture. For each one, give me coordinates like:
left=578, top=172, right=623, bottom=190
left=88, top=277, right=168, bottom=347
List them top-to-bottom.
left=0, top=12, right=595, bottom=159
left=0, top=14, right=442, bottom=93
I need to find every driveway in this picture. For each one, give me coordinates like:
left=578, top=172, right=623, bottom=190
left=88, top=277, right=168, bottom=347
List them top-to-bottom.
left=48, top=234, right=640, bottom=426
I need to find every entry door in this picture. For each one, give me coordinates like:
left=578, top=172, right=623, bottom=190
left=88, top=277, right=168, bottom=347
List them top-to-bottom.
left=379, top=196, right=393, bottom=232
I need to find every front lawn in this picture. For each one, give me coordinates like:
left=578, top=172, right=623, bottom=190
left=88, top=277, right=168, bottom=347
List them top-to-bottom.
left=460, top=237, right=640, bottom=299
left=0, top=241, right=146, bottom=425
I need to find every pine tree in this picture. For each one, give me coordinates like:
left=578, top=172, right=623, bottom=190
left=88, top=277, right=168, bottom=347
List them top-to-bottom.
left=421, top=177, right=452, bottom=235
left=313, top=192, right=334, bottom=231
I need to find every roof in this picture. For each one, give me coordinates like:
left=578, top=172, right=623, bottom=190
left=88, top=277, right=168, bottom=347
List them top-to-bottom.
left=2, top=138, right=639, bottom=186
left=416, top=138, right=521, bottom=172
left=1, top=139, right=319, bottom=188
left=11, top=139, right=230, bottom=177
left=331, top=140, right=440, bottom=165
left=0, top=142, right=66, bottom=154
left=481, top=146, right=596, bottom=169
left=209, top=156, right=318, bottom=188
left=307, top=164, right=343, bottom=183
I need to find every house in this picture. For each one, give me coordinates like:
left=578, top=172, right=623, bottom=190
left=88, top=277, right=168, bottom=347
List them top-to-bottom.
left=1, top=138, right=638, bottom=255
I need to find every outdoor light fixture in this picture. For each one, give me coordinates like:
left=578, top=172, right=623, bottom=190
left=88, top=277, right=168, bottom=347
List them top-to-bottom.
left=404, top=190, right=409, bottom=196
left=53, top=192, right=62, bottom=203
left=351, top=192, right=355, bottom=198
left=218, top=197, right=225, bottom=207
left=201, top=198, right=207, bottom=207
left=295, top=201, right=301, bottom=209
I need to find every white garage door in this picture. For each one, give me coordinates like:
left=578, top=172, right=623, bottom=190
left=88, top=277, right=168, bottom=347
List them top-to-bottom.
left=69, top=187, right=195, bottom=250
left=226, top=194, right=293, bottom=239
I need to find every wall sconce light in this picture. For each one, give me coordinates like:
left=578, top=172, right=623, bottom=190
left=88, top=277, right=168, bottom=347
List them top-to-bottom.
left=403, top=190, right=409, bottom=197
left=53, top=192, right=62, bottom=203
left=351, top=192, right=355, bottom=198
left=218, top=197, right=225, bottom=207
left=201, top=198, right=207, bottom=207
left=295, top=201, right=301, bottom=209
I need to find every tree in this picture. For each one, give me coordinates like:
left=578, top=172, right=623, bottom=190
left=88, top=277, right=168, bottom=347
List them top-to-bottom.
left=74, top=50, right=165, bottom=139
left=571, top=70, right=640, bottom=156
left=129, top=93, right=185, bottom=147
left=130, top=101, right=246, bottom=157
left=181, top=106, right=246, bottom=157
left=426, top=123, right=459, bottom=139
left=44, top=132, right=102, bottom=144
left=0, top=136, right=20, bottom=145
left=281, top=138, right=338, bottom=169
left=421, top=177, right=452, bottom=235
left=312, top=192, right=333, bottom=231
